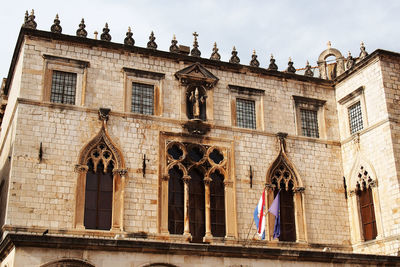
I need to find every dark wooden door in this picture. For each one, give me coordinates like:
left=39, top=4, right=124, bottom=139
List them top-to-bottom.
left=84, top=161, right=113, bottom=230
left=168, top=166, right=184, bottom=234
left=189, top=168, right=205, bottom=242
left=359, top=187, right=377, bottom=241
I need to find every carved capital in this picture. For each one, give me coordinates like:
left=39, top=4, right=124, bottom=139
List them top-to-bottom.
left=74, top=164, right=88, bottom=173
left=113, top=168, right=128, bottom=177
left=161, top=174, right=170, bottom=181
left=182, top=175, right=191, bottom=183
left=203, top=176, right=212, bottom=185
left=224, top=179, right=233, bottom=187
left=369, top=180, right=378, bottom=188
left=294, top=187, right=305, bottom=193
left=349, top=190, right=356, bottom=197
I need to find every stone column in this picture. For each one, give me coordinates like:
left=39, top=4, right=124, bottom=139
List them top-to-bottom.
left=74, top=164, right=88, bottom=230
left=117, top=169, right=128, bottom=231
left=160, top=174, right=170, bottom=234
left=182, top=175, right=192, bottom=239
left=203, top=176, right=213, bottom=242
left=224, top=179, right=236, bottom=238
left=294, top=187, right=306, bottom=243
left=349, top=190, right=362, bottom=243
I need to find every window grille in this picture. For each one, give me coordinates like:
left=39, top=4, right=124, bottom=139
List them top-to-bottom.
left=50, top=70, right=77, bottom=104
left=131, top=82, right=154, bottom=115
left=236, top=99, right=256, bottom=129
left=348, top=102, right=363, bottom=134
left=300, top=109, right=319, bottom=138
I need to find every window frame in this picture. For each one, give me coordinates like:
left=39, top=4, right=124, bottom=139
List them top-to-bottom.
left=42, top=54, right=89, bottom=106
left=123, top=67, right=164, bottom=116
left=229, top=85, right=264, bottom=131
left=338, top=86, right=368, bottom=137
left=293, top=95, right=326, bottom=139
left=158, top=133, right=237, bottom=242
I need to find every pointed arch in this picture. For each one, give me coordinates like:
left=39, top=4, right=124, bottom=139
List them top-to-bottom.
left=74, top=121, right=127, bottom=231
left=78, top=123, right=125, bottom=170
left=265, top=136, right=307, bottom=243
left=266, top=147, right=303, bottom=189
left=347, top=152, right=383, bottom=243
left=348, top=153, right=378, bottom=190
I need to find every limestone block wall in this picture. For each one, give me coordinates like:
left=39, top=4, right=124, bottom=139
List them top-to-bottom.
left=3, top=34, right=350, bottom=247
left=335, top=55, right=400, bottom=255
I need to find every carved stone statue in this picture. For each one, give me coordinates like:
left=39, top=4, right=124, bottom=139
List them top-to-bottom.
left=189, top=87, right=205, bottom=119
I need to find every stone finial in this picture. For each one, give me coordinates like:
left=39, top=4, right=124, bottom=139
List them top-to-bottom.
left=23, top=9, right=37, bottom=29
left=23, top=10, right=28, bottom=25
left=50, top=14, right=62, bottom=34
left=76, top=18, right=87, bottom=38
left=100, top=23, right=111, bottom=41
left=124, top=27, right=135, bottom=46
left=94, top=31, right=98, bottom=40
left=147, top=31, right=157, bottom=49
left=190, top=32, right=201, bottom=57
left=169, top=34, right=179, bottom=53
left=327, top=41, right=332, bottom=48
left=359, top=41, right=368, bottom=59
left=210, top=42, right=221, bottom=61
left=229, top=46, right=240, bottom=64
left=250, top=50, right=260, bottom=67
left=346, top=51, right=355, bottom=70
left=268, top=54, right=278, bottom=71
left=285, top=57, right=296, bottom=73
left=304, top=61, right=314, bottom=77
left=277, top=132, right=288, bottom=152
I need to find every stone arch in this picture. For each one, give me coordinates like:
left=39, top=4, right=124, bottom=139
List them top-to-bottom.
left=317, top=43, right=345, bottom=79
left=74, top=121, right=127, bottom=231
left=78, top=123, right=125, bottom=170
left=265, top=135, right=306, bottom=242
left=347, top=152, right=383, bottom=243
left=167, top=162, right=188, bottom=177
left=41, top=258, right=95, bottom=267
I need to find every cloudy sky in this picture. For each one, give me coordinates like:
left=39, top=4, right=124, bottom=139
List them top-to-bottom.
left=0, top=0, right=399, bottom=78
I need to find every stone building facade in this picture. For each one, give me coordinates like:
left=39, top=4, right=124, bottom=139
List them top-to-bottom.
left=0, top=12, right=399, bottom=266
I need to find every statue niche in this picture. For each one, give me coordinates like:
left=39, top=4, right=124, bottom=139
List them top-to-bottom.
left=175, top=63, right=219, bottom=135
left=187, top=86, right=207, bottom=121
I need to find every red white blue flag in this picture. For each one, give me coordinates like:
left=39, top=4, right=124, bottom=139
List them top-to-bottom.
left=253, top=190, right=266, bottom=239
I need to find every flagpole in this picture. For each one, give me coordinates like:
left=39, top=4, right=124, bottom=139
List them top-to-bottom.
left=243, top=217, right=255, bottom=247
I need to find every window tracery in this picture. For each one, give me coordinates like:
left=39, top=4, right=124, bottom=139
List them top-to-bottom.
left=164, top=141, right=228, bottom=242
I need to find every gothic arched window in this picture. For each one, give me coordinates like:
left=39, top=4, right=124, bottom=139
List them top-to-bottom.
left=75, top=121, right=127, bottom=231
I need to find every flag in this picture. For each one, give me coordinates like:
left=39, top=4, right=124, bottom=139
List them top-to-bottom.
left=253, top=190, right=266, bottom=240
left=268, top=191, right=280, bottom=239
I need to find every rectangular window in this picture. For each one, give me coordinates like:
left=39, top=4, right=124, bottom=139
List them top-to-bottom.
left=50, top=70, right=77, bottom=104
left=131, top=82, right=154, bottom=115
left=236, top=98, right=256, bottom=129
left=348, top=101, right=363, bottom=134
left=300, top=109, right=319, bottom=138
